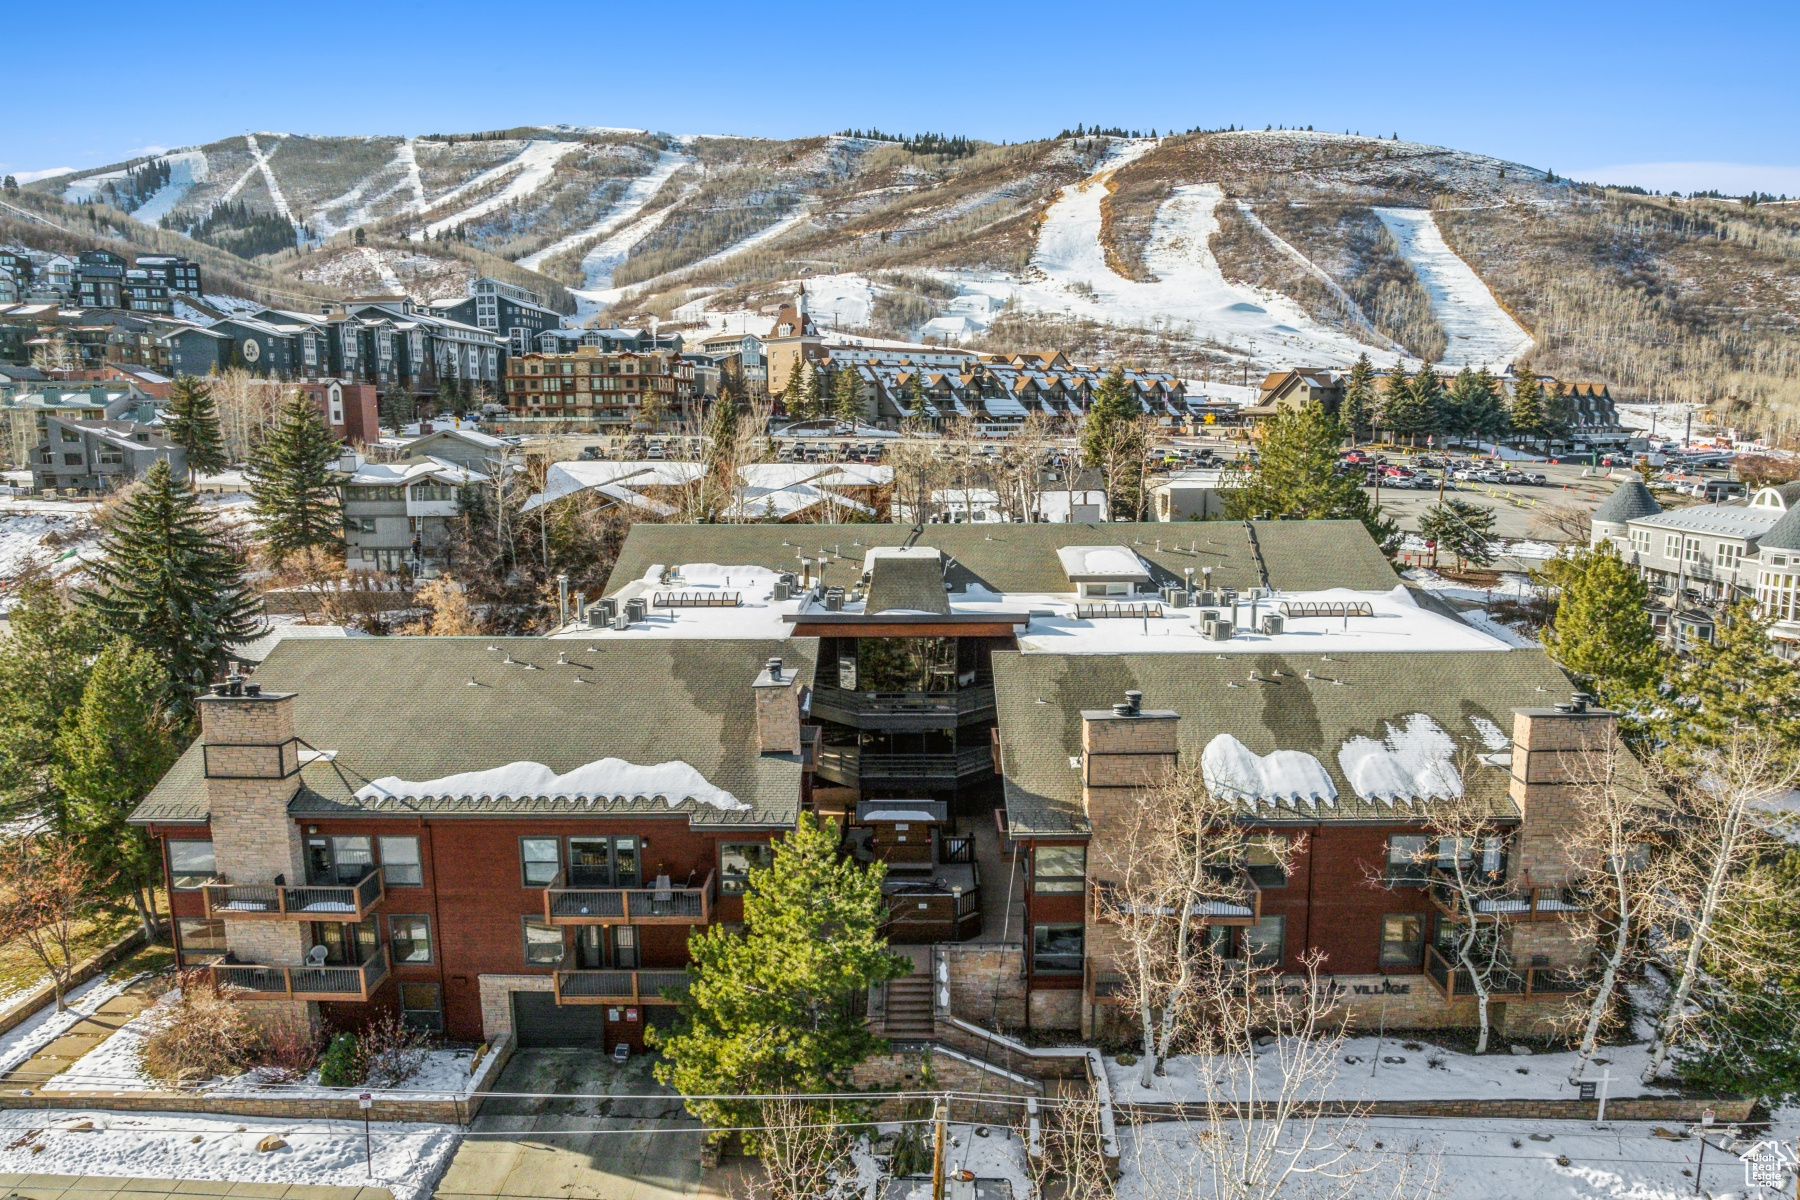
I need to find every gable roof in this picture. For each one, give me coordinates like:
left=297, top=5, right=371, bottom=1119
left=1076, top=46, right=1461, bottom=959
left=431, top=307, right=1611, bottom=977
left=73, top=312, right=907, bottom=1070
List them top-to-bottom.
left=1758, top=502, right=1800, bottom=553
left=132, top=638, right=814, bottom=829
left=994, top=648, right=1579, bottom=836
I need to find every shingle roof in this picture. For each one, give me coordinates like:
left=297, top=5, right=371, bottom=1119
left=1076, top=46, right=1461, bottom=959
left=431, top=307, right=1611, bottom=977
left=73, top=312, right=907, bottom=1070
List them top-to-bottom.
left=1591, top=480, right=1661, bottom=525
left=1758, top=503, right=1800, bottom=552
left=605, top=521, right=1398, bottom=598
left=864, top=554, right=950, bottom=614
left=132, top=638, right=814, bottom=829
left=993, top=648, right=1578, bottom=836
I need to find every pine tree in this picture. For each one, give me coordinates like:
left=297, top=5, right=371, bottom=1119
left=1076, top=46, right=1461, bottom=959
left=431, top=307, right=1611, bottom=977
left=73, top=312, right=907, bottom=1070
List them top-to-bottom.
left=1339, top=353, right=1374, bottom=445
left=784, top=358, right=817, bottom=421
left=1378, top=365, right=1416, bottom=444
left=831, top=366, right=861, bottom=426
left=1082, top=367, right=1149, bottom=520
left=1442, top=367, right=1479, bottom=442
left=1468, top=367, right=1509, bottom=444
left=1510, top=368, right=1544, bottom=450
left=1408, top=369, right=1443, bottom=448
left=905, top=371, right=930, bottom=420
left=162, top=375, right=227, bottom=479
left=248, top=391, right=343, bottom=564
left=1224, top=402, right=1397, bottom=549
left=77, top=460, right=262, bottom=711
left=1418, top=498, right=1496, bottom=572
left=1534, top=543, right=1661, bottom=708
left=0, top=575, right=104, bottom=821
left=1661, top=600, right=1800, bottom=759
left=54, top=637, right=180, bottom=940
left=650, top=814, right=909, bottom=1138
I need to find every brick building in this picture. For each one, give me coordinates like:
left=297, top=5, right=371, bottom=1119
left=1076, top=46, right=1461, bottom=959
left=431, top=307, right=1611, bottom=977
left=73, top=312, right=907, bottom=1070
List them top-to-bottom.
left=501, top=345, right=696, bottom=429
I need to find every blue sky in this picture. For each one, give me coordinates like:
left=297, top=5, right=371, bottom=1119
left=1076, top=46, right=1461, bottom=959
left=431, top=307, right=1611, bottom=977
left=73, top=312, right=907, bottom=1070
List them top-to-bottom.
left=6, top=0, right=1798, bottom=195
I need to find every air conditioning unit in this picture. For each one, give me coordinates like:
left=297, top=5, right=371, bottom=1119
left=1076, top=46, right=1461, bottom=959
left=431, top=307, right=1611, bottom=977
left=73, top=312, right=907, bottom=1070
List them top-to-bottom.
left=772, top=581, right=790, bottom=602
left=624, top=598, right=646, bottom=622
left=1261, top=613, right=1285, bottom=636
left=1206, top=619, right=1233, bottom=641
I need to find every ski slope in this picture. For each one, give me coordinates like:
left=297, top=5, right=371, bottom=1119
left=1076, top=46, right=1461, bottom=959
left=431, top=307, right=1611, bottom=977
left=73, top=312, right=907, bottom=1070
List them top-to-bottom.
left=244, top=133, right=292, bottom=221
left=310, top=138, right=422, bottom=237
left=413, top=140, right=582, bottom=239
left=949, top=141, right=1401, bottom=368
left=516, top=148, right=691, bottom=271
left=127, top=150, right=208, bottom=225
left=1374, top=207, right=1534, bottom=370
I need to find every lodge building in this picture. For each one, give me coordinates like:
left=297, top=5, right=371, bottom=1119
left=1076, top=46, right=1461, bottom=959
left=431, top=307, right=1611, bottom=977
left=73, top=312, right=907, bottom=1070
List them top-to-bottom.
left=134, top=518, right=1628, bottom=1048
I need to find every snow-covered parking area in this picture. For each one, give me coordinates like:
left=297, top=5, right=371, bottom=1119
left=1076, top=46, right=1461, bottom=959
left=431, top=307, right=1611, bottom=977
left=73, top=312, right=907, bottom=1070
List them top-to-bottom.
left=0, top=1109, right=458, bottom=1200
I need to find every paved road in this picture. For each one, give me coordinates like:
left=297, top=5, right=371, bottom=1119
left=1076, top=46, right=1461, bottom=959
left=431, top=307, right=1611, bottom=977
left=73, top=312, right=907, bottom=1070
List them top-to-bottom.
left=434, top=1050, right=708, bottom=1200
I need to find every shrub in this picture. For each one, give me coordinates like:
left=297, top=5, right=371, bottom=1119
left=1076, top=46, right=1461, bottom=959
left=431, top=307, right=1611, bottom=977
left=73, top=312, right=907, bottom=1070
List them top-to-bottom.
left=139, top=971, right=261, bottom=1082
left=362, top=1013, right=431, bottom=1086
left=252, top=1018, right=324, bottom=1083
left=318, top=1032, right=364, bottom=1087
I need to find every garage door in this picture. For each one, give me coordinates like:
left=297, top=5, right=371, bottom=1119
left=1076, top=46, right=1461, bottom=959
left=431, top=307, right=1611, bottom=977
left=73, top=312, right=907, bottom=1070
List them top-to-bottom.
left=511, top=991, right=609, bottom=1048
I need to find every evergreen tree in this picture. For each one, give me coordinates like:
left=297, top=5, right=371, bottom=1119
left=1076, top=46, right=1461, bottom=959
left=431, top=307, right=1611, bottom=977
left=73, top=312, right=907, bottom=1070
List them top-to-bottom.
left=1339, top=353, right=1375, bottom=445
left=785, top=358, right=817, bottom=421
left=1378, top=365, right=1417, bottom=444
left=832, top=366, right=861, bottom=426
left=1082, top=367, right=1149, bottom=520
left=1442, top=367, right=1480, bottom=442
left=1467, top=367, right=1509, bottom=444
left=1408, top=368, right=1443, bottom=447
left=1510, top=368, right=1544, bottom=449
left=905, top=370, right=930, bottom=420
left=162, top=375, right=227, bottom=479
left=248, top=391, right=343, bottom=563
left=1224, top=402, right=1397, bottom=549
left=77, top=460, right=262, bottom=711
left=1418, top=498, right=1496, bottom=572
left=1534, top=543, right=1661, bottom=708
left=0, top=575, right=104, bottom=821
left=1661, top=599, right=1800, bottom=759
left=54, top=637, right=180, bottom=940
left=651, top=814, right=909, bottom=1138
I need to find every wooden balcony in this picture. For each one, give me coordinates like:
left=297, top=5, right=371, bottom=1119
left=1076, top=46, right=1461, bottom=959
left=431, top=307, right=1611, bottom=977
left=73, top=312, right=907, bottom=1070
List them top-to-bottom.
left=881, top=863, right=981, bottom=943
left=1090, top=868, right=1262, bottom=928
left=202, top=870, right=385, bottom=922
left=543, top=870, right=715, bottom=926
left=1426, top=870, right=1580, bottom=924
left=212, top=945, right=390, bottom=1002
left=1422, top=945, right=1589, bottom=1000
left=552, top=968, right=693, bottom=1006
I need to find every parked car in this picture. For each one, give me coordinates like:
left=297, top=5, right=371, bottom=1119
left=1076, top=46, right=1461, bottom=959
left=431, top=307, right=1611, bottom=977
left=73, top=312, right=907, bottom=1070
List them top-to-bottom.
left=1522, top=472, right=1548, bottom=485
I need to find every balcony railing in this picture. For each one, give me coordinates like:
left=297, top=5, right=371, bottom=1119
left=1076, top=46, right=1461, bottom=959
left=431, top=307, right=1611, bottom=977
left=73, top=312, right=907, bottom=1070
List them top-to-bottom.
left=810, top=685, right=996, bottom=731
left=816, top=745, right=995, bottom=788
left=940, top=836, right=975, bottom=865
left=881, top=865, right=982, bottom=943
left=1091, top=868, right=1262, bottom=928
left=203, top=870, right=385, bottom=922
left=543, top=870, right=715, bottom=925
left=1427, top=870, right=1581, bottom=924
left=213, top=944, right=389, bottom=1002
left=1422, top=945, right=1588, bottom=1000
left=552, top=968, right=693, bottom=1005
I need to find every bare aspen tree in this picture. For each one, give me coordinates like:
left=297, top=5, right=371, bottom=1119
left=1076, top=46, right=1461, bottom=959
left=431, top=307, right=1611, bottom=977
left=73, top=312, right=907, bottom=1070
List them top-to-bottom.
left=1005, top=411, right=1057, bottom=522
left=889, top=421, right=947, bottom=525
left=1640, top=729, right=1798, bottom=1083
left=1092, top=762, right=1293, bottom=1087
left=734, top=1095, right=857, bottom=1200
left=1021, top=1096, right=1112, bottom=1200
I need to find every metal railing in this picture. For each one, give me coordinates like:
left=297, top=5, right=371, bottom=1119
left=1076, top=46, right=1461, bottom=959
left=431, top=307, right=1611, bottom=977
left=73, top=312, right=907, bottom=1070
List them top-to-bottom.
left=653, top=591, right=741, bottom=608
left=1278, top=600, right=1375, bottom=618
left=1074, top=602, right=1163, bottom=620
left=810, top=685, right=995, bottom=723
left=816, top=746, right=995, bottom=785
left=940, top=836, right=975, bottom=865
left=203, top=870, right=385, bottom=921
left=544, top=870, right=715, bottom=925
left=1427, top=870, right=1579, bottom=923
left=213, top=944, right=390, bottom=1001
left=1422, top=945, right=1588, bottom=999
left=552, top=968, right=693, bottom=1005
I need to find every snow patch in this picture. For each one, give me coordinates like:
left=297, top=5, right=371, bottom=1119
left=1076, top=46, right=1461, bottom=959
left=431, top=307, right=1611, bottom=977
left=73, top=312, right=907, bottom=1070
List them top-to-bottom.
left=413, top=140, right=584, bottom=239
left=516, top=147, right=691, bottom=272
left=128, top=149, right=209, bottom=226
left=1373, top=207, right=1533, bottom=370
left=1337, top=713, right=1463, bottom=802
left=1202, top=734, right=1337, bottom=805
left=356, top=757, right=748, bottom=810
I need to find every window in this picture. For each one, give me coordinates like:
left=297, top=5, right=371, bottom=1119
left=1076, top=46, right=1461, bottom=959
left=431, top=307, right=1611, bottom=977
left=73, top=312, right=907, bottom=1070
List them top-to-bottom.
left=60, top=429, right=79, bottom=442
left=62, top=453, right=82, bottom=466
left=1630, top=529, right=1652, bottom=555
left=1665, top=533, right=1681, bottom=560
left=1684, top=536, right=1702, bottom=565
left=1717, top=543, right=1743, bottom=571
left=1082, top=582, right=1131, bottom=598
left=307, top=835, right=373, bottom=886
left=1385, top=835, right=1432, bottom=885
left=379, top=836, right=422, bottom=885
left=1244, top=836, right=1289, bottom=888
left=521, top=837, right=560, bottom=886
left=167, top=840, right=217, bottom=889
left=720, top=842, right=774, bottom=896
left=1033, top=845, right=1087, bottom=894
left=1380, top=914, right=1426, bottom=966
left=389, top=915, right=432, bottom=963
left=1244, top=915, right=1285, bottom=967
left=176, top=918, right=226, bottom=965
left=312, top=918, right=379, bottom=965
left=523, top=918, right=564, bottom=965
left=1032, top=923, right=1084, bottom=973
left=399, top=982, right=443, bottom=1033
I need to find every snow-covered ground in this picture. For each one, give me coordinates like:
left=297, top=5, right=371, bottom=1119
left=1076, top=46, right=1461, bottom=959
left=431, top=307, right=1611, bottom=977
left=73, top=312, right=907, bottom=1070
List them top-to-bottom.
left=244, top=133, right=293, bottom=223
left=311, top=138, right=424, bottom=238
left=413, top=140, right=584, bottom=239
left=944, top=142, right=1403, bottom=370
left=517, top=147, right=692, bottom=273
left=128, top=149, right=209, bottom=226
left=567, top=179, right=702, bottom=316
left=676, top=203, right=817, bottom=276
left=1374, top=208, right=1534, bottom=370
left=0, top=510, right=98, bottom=584
left=1404, top=569, right=1541, bottom=648
left=0, top=972, right=139, bottom=1079
left=0, top=1109, right=458, bottom=1200
left=1120, top=1111, right=1799, bottom=1200
left=866, top=1122, right=1034, bottom=1200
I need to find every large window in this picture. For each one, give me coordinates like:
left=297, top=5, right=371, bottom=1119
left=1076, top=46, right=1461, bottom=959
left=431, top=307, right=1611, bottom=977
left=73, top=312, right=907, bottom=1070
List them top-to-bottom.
left=306, top=835, right=373, bottom=886
left=1385, top=835, right=1432, bottom=886
left=379, top=836, right=422, bottom=886
left=1244, top=836, right=1289, bottom=889
left=521, top=838, right=560, bottom=887
left=167, top=840, right=217, bottom=890
left=720, top=842, right=774, bottom=896
left=1033, top=846, right=1087, bottom=895
left=1380, top=914, right=1426, bottom=966
left=389, top=915, right=432, bottom=964
left=1244, top=916, right=1285, bottom=967
left=176, top=918, right=226, bottom=965
left=311, top=918, right=379, bottom=966
left=523, top=919, right=564, bottom=966
left=1033, top=924, right=1084, bottom=973
left=400, top=982, right=443, bottom=1033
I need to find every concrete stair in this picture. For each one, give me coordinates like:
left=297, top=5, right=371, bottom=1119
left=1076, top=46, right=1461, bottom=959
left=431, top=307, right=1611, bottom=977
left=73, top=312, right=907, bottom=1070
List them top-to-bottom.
left=883, top=973, right=936, bottom=1039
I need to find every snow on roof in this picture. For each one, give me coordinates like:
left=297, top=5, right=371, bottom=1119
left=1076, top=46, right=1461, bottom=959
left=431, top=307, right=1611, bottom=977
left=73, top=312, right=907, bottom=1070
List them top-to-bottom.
left=409, top=427, right=505, bottom=449
left=346, top=457, right=488, bottom=486
left=523, top=460, right=706, bottom=511
left=738, top=463, right=892, bottom=489
left=726, top=483, right=872, bottom=521
left=1056, top=545, right=1150, bottom=580
left=549, top=563, right=804, bottom=641
left=235, top=622, right=363, bottom=664
left=1337, top=713, right=1463, bottom=803
left=1202, top=734, right=1337, bottom=805
left=355, top=756, right=748, bottom=811
left=860, top=809, right=941, bottom=822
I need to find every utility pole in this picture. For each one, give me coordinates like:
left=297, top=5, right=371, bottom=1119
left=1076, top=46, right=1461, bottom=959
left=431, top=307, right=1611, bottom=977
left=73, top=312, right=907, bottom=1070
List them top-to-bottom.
left=931, top=1094, right=948, bottom=1200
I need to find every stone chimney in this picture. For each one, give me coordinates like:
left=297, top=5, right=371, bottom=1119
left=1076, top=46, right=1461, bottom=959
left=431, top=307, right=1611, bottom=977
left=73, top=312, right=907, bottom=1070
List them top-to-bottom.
left=754, top=657, right=805, bottom=755
left=198, top=677, right=309, bottom=968
left=1081, top=691, right=1179, bottom=841
left=1509, top=696, right=1618, bottom=888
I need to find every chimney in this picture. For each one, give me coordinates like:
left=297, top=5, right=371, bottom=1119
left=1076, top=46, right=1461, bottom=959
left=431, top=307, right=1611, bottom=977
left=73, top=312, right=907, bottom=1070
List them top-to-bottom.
left=557, top=574, right=570, bottom=627
left=753, top=657, right=805, bottom=755
left=1081, top=691, right=1178, bottom=838
left=1508, top=697, right=1619, bottom=887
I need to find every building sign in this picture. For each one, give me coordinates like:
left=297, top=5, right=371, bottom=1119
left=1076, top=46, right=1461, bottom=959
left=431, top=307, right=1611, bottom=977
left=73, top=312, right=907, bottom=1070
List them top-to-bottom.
left=1253, top=976, right=1413, bottom=999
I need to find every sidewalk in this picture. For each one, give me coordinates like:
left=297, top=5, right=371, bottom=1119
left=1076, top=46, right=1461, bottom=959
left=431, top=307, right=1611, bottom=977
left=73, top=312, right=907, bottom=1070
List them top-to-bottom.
left=0, top=1177, right=392, bottom=1200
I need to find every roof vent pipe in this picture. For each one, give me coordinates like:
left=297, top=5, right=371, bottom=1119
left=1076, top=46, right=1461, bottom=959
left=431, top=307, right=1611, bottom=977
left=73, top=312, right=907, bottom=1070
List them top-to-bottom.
left=557, top=574, right=569, bottom=627
left=767, top=657, right=784, bottom=683
left=1124, top=690, right=1142, bottom=715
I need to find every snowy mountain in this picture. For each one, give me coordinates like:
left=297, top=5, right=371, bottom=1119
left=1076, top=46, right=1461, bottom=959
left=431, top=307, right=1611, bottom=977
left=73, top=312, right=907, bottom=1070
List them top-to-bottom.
left=21, top=125, right=1800, bottom=414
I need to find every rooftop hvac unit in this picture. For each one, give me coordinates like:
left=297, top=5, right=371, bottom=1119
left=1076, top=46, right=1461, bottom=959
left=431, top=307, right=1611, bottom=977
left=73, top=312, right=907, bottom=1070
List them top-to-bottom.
left=772, top=581, right=790, bottom=602
left=824, top=588, right=844, bottom=612
left=1165, top=589, right=1189, bottom=609
left=1195, top=589, right=1219, bottom=608
left=1218, top=589, right=1238, bottom=607
left=624, top=597, right=647, bottom=622
left=591, top=598, right=617, bottom=626
left=1197, top=609, right=1219, bottom=624
left=1261, top=613, right=1285, bottom=636
left=611, top=614, right=630, bottom=631
left=1206, top=619, right=1233, bottom=641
